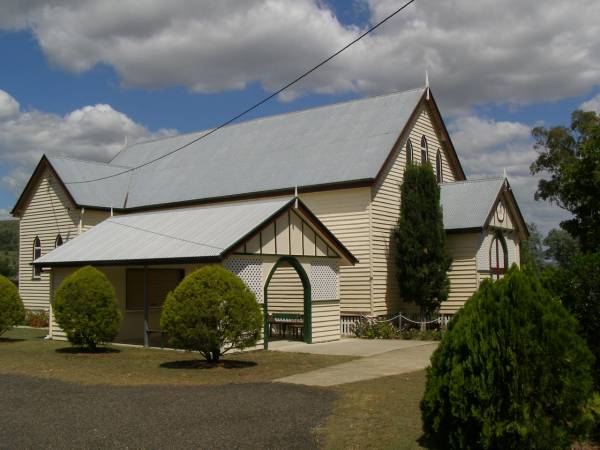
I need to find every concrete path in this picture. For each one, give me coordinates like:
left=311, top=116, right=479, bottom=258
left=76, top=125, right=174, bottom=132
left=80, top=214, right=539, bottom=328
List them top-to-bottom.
left=268, top=338, right=430, bottom=357
left=273, top=339, right=438, bottom=387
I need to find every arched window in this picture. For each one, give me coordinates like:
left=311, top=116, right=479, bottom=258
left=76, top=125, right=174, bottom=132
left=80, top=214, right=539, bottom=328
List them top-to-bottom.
left=420, top=135, right=428, bottom=164
left=406, top=139, right=413, bottom=165
left=436, top=150, right=443, bottom=182
left=489, top=232, right=508, bottom=280
left=55, top=234, right=63, bottom=248
left=33, top=237, right=42, bottom=279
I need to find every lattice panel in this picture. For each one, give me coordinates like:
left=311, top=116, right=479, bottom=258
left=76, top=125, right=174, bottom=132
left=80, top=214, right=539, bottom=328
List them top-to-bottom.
left=223, top=257, right=264, bottom=303
left=310, top=260, right=338, bottom=300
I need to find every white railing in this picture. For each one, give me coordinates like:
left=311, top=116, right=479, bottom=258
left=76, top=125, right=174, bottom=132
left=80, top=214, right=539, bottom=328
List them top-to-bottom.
left=340, top=312, right=452, bottom=335
left=340, top=315, right=361, bottom=336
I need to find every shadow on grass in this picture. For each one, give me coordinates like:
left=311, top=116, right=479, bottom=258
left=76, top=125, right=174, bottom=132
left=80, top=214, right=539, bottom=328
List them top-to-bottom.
left=0, top=337, right=25, bottom=343
left=55, top=346, right=121, bottom=354
left=160, top=359, right=257, bottom=370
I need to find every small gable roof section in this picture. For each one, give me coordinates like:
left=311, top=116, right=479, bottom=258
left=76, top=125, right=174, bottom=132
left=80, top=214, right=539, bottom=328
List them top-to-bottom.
left=11, top=155, right=130, bottom=215
left=46, top=156, right=131, bottom=209
left=441, top=178, right=528, bottom=239
left=33, top=197, right=357, bottom=268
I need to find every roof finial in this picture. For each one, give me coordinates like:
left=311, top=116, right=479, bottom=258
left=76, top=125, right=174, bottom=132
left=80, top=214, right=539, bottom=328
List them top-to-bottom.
left=425, top=70, right=430, bottom=100
left=124, top=135, right=128, bottom=147
left=503, top=167, right=508, bottom=179
left=294, top=186, right=298, bottom=208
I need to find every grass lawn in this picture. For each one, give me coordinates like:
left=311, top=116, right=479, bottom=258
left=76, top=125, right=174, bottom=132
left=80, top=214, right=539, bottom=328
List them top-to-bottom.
left=0, top=327, right=354, bottom=386
left=319, top=371, right=428, bottom=450
left=319, top=372, right=600, bottom=450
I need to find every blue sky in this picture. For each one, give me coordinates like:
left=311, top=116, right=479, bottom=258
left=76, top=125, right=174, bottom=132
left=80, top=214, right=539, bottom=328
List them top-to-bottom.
left=0, top=0, right=598, bottom=234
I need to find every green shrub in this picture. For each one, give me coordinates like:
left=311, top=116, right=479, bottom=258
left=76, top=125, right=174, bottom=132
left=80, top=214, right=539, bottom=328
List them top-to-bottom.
left=160, top=265, right=263, bottom=362
left=53, top=266, right=121, bottom=350
left=421, top=266, right=594, bottom=449
left=0, top=275, right=25, bottom=335
left=25, top=309, right=49, bottom=328
left=353, top=319, right=398, bottom=339
left=400, top=328, right=442, bottom=341
left=583, top=393, right=600, bottom=443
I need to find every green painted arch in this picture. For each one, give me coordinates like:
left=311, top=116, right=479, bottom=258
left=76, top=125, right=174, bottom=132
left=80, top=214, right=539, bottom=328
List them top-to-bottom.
left=263, top=256, right=312, bottom=349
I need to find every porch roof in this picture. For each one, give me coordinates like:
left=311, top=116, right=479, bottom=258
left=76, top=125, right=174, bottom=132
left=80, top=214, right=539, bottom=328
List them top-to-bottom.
left=34, top=197, right=357, bottom=267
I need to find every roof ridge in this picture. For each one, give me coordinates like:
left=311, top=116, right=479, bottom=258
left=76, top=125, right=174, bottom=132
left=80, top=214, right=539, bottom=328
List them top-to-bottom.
left=115, top=87, right=425, bottom=152
left=48, top=154, right=132, bottom=169
left=441, top=176, right=505, bottom=186
left=114, top=195, right=295, bottom=217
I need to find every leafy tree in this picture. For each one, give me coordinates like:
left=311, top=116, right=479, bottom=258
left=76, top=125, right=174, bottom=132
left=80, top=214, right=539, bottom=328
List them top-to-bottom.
left=530, top=110, right=600, bottom=251
left=395, top=163, right=452, bottom=320
left=0, top=220, right=18, bottom=252
left=520, top=222, right=545, bottom=273
left=543, top=228, right=579, bottom=268
left=541, top=252, right=600, bottom=390
left=0, top=254, right=17, bottom=278
left=160, top=265, right=262, bottom=362
left=53, top=266, right=122, bottom=350
left=422, top=266, right=594, bottom=449
left=0, top=275, right=25, bottom=335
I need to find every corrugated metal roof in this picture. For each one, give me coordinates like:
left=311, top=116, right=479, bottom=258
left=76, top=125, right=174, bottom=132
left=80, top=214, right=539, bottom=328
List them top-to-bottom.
left=48, top=88, right=425, bottom=209
left=47, top=157, right=132, bottom=209
left=440, top=177, right=505, bottom=230
left=35, top=197, right=294, bottom=265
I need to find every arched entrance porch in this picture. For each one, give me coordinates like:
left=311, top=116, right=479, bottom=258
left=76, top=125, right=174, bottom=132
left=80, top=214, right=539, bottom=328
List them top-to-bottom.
left=263, top=256, right=311, bottom=349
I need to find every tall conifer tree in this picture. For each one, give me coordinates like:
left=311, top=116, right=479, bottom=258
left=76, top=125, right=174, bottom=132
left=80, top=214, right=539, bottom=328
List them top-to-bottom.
left=395, top=163, right=451, bottom=321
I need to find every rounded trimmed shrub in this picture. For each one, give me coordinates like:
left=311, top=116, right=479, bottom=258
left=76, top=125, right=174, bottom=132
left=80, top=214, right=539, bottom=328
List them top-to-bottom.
left=160, top=265, right=263, bottom=362
left=53, top=266, right=121, bottom=349
left=421, top=266, right=594, bottom=449
left=0, top=275, right=25, bottom=335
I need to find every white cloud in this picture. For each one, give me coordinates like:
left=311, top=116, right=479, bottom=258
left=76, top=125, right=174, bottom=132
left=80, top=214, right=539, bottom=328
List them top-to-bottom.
left=1, top=0, right=599, bottom=113
left=0, top=89, right=176, bottom=195
left=0, top=90, right=20, bottom=120
left=580, top=94, right=600, bottom=114
left=448, top=115, right=571, bottom=234
left=0, top=208, right=15, bottom=220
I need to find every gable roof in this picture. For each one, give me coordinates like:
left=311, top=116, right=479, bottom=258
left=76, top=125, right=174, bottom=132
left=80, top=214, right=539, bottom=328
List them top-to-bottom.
left=14, top=87, right=467, bottom=214
left=47, top=156, right=131, bottom=209
left=441, top=177, right=528, bottom=237
left=441, top=178, right=506, bottom=230
left=33, top=197, right=357, bottom=267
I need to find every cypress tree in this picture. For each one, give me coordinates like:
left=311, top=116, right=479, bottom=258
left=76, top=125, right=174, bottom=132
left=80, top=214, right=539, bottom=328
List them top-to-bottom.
left=394, top=162, right=451, bottom=321
left=421, top=266, right=594, bottom=449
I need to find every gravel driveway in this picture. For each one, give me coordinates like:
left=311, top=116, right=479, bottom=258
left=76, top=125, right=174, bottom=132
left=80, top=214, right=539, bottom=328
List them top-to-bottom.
left=0, top=374, right=336, bottom=449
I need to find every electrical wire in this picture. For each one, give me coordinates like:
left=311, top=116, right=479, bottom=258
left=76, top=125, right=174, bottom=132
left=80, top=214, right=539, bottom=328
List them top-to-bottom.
left=65, top=0, right=418, bottom=185
left=104, top=219, right=225, bottom=251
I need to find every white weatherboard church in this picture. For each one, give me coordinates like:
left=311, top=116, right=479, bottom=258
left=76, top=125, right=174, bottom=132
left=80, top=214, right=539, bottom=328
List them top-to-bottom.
left=12, top=86, right=528, bottom=346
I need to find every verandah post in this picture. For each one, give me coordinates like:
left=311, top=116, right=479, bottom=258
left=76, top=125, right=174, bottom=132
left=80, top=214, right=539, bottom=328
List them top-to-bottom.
left=143, top=265, right=149, bottom=347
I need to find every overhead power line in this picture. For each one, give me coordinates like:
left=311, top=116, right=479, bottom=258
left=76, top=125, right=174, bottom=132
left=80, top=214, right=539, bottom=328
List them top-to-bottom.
left=65, top=0, right=417, bottom=185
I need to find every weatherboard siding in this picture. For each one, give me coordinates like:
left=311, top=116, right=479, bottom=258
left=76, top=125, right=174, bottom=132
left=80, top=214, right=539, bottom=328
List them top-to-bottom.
left=370, top=105, right=459, bottom=315
left=18, top=169, right=110, bottom=312
left=19, top=169, right=80, bottom=311
left=301, top=188, right=372, bottom=315
left=487, top=197, right=515, bottom=231
left=441, top=233, right=479, bottom=314
left=266, top=262, right=304, bottom=314
left=49, top=267, right=70, bottom=339
left=312, top=300, right=341, bottom=343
